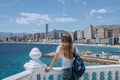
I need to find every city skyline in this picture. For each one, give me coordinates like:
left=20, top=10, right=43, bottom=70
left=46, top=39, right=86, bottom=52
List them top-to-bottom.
left=0, top=0, right=120, bottom=33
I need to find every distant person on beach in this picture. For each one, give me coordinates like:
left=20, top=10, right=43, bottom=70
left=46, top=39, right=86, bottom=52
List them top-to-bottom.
left=45, top=33, right=79, bottom=80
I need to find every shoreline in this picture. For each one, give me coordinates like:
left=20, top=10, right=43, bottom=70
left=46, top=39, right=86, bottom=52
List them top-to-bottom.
left=0, top=42, right=120, bottom=48
left=75, top=43, right=120, bottom=48
left=43, top=52, right=120, bottom=65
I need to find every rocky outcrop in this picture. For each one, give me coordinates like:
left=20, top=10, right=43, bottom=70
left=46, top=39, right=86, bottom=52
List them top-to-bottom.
left=82, top=50, right=92, bottom=55
left=44, top=52, right=120, bottom=65
left=44, top=52, right=56, bottom=58
left=81, top=56, right=120, bottom=65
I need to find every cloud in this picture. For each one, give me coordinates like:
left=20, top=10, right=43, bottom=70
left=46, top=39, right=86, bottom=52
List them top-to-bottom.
left=58, top=0, right=65, bottom=4
left=74, top=0, right=80, bottom=4
left=82, top=2, right=87, bottom=5
left=87, top=8, right=107, bottom=19
left=90, top=8, right=107, bottom=16
left=90, top=9, right=96, bottom=16
left=97, top=9, right=107, bottom=13
left=14, top=12, right=76, bottom=25
left=15, top=12, right=52, bottom=25
left=61, top=13, right=68, bottom=17
left=0, top=15, right=8, bottom=18
left=86, top=16, right=91, bottom=19
left=96, top=16, right=103, bottom=19
left=16, top=17, right=29, bottom=24
left=54, top=17, right=76, bottom=22
left=32, top=29, right=41, bottom=32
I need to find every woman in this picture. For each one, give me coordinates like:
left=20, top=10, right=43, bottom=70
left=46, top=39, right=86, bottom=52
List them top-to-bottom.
left=45, top=34, right=79, bottom=80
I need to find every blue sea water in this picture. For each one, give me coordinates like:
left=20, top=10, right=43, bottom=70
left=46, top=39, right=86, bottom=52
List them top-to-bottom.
left=0, top=43, right=120, bottom=79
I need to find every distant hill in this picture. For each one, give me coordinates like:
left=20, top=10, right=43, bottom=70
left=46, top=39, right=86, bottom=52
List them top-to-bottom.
left=0, top=32, right=28, bottom=39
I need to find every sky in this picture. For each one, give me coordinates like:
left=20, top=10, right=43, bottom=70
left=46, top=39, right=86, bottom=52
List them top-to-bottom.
left=0, top=0, right=120, bottom=33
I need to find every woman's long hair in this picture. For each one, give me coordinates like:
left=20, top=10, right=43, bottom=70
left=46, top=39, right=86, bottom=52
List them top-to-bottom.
left=59, top=34, right=74, bottom=59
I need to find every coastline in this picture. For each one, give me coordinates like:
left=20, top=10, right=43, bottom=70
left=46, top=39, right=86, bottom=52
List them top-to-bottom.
left=0, top=42, right=120, bottom=48
left=0, top=42, right=120, bottom=80
left=75, top=43, right=120, bottom=48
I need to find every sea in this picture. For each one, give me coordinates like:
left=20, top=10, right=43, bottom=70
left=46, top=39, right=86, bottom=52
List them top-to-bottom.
left=0, top=43, right=120, bottom=80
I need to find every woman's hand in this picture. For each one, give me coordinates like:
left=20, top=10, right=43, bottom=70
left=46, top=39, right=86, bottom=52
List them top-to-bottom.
left=45, top=53, right=59, bottom=72
left=45, top=67, right=52, bottom=72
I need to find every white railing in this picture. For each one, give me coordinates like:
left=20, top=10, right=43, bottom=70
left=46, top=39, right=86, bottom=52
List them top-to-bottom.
left=3, top=47, right=120, bottom=80
left=3, top=65, right=120, bottom=80
left=3, top=71, right=32, bottom=80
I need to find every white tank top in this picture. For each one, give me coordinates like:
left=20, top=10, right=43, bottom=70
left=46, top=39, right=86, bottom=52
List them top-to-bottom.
left=56, top=45, right=78, bottom=69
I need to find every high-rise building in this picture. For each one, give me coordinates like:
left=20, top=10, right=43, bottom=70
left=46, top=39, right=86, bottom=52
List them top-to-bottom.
left=46, top=24, right=48, bottom=40
left=83, top=25, right=94, bottom=40
left=95, top=25, right=120, bottom=39
left=76, top=30, right=84, bottom=42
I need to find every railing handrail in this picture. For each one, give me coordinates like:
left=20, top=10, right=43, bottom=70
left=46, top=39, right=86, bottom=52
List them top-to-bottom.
left=3, top=64, right=120, bottom=80
left=51, top=64, right=120, bottom=73
left=51, top=64, right=120, bottom=71
left=86, top=64, right=120, bottom=69
left=2, top=71, right=32, bottom=80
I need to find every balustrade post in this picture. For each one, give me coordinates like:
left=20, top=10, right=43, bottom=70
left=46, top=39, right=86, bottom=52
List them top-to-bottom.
left=24, top=47, right=47, bottom=80
left=119, top=57, right=120, bottom=62
left=104, top=71, right=108, bottom=80
left=111, top=71, right=116, bottom=80
left=118, top=71, right=120, bottom=80
left=88, top=72, right=92, bottom=80
left=96, top=72, right=100, bottom=80
left=45, top=74, right=49, bottom=80
left=53, top=74, right=58, bottom=80
left=79, top=76, right=84, bottom=80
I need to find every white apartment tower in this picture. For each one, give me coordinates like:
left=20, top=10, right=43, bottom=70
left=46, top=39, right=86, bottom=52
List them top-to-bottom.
left=86, top=25, right=94, bottom=39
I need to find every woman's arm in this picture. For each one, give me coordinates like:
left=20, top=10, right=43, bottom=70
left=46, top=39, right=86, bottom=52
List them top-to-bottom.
left=45, top=53, right=59, bottom=72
